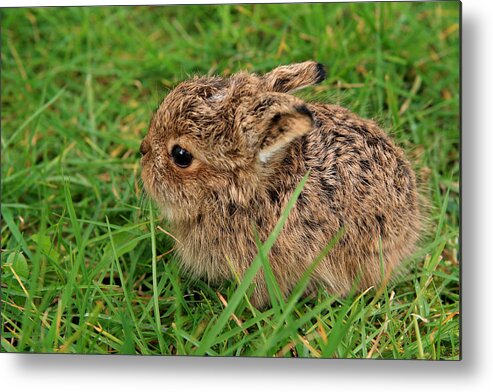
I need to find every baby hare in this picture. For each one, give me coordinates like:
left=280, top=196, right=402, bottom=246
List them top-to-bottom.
left=140, top=61, right=422, bottom=308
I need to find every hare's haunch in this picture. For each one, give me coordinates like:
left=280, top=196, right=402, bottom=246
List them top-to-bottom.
left=140, top=61, right=422, bottom=308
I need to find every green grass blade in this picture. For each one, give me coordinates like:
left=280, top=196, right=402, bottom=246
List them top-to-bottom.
left=148, top=203, right=167, bottom=354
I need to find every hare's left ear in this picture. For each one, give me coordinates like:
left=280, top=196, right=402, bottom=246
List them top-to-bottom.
left=262, top=61, right=326, bottom=93
left=237, top=93, right=314, bottom=163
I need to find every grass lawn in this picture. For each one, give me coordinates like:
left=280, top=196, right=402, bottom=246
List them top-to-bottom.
left=1, top=2, right=460, bottom=358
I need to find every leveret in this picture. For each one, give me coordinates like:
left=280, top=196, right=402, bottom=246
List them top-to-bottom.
left=140, top=61, right=422, bottom=308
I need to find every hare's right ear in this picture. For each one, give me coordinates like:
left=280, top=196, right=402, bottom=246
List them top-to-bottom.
left=263, top=61, right=326, bottom=93
left=236, top=93, right=314, bottom=163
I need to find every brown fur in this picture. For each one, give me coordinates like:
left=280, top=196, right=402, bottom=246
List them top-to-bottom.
left=140, top=61, right=422, bottom=308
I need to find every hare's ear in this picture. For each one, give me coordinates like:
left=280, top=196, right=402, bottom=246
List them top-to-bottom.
left=262, top=61, right=326, bottom=93
left=238, top=93, right=314, bottom=163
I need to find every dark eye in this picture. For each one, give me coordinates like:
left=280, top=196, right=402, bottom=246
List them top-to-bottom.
left=171, top=145, right=193, bottom=168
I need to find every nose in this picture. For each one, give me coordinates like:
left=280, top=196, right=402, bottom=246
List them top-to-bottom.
left=140, top=139, right=150, bottom=156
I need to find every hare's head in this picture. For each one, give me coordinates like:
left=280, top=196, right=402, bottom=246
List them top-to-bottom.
left=140, top=61, right=326, bottom=221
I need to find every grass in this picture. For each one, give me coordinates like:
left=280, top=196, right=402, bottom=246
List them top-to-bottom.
left=1, top=2, right=460, bottom=358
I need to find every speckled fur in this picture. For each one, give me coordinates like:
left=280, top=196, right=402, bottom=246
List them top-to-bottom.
left=140, top=61, right=422, bottom=308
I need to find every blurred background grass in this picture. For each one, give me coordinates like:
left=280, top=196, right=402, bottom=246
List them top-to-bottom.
left=1, top=2, right=460, bottom=358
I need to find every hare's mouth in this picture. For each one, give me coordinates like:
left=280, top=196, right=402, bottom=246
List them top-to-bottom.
left=140, top=161, right=161, bottom=201
left=141, top=161, right=176, bottom=210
